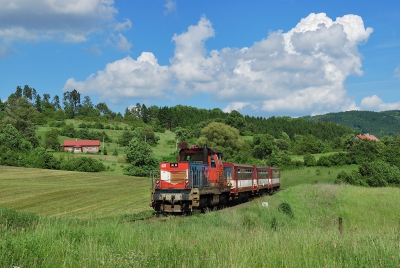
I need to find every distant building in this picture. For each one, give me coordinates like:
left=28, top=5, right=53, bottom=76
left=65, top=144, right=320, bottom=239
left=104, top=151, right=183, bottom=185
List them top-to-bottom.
left=354, top=133, right=379, bottom=142
left=62, top=140, right=100, bottom=153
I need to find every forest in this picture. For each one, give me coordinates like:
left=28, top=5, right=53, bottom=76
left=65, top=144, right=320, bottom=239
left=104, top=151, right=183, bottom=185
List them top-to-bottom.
left=1, top=85, right=400, bottom=187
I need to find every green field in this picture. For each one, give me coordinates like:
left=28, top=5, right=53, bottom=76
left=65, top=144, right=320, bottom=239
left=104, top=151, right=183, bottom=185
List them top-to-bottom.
left=1, top=165, right=400, bottom=267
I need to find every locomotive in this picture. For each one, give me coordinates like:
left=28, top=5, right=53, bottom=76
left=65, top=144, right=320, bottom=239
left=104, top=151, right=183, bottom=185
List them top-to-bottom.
left=150, top=145, right=280, bottom=213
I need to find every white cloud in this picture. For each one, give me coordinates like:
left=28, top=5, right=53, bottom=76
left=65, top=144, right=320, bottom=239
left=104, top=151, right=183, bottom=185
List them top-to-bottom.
left=0, top=0, right=119, bottom=43
left=164, top=0, right=177, bottom=15
left=63, top=13, right=382, bottom=116
left=114, top=18, right=132, bottom=32
left=114, top=33, right=132, bottom=52
left=63, top=53, right=171, bottom=103
left=360, top=95, right=400, bottom=111
left=223, top=102, right=250, bottom=113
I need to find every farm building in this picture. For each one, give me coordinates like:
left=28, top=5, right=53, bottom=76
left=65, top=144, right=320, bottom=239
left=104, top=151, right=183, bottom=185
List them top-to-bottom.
left=354, top=133, right=379, bottom=142
left=62, top=140, right=100, bottom=153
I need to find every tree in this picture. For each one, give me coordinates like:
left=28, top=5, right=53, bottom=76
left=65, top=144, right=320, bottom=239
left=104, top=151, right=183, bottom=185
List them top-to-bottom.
left=63, top=89, right=81, bottom=118
left=34, top=94, right=42, bottom=112
left=52, top=95, right=61, bottom=110
left=2, top=96, right=38, bottom=147
left=225, top=110, right=246, bottom=134
left=197, top=122, right=246, bottom=160
left=0, top=124, right=25, bottom=150
left=132, top=125, right=159, bottom=145
left=44, top=128, right=60, bottom=150
left=118, top=130, right=135, bottom=146
left=252, top=134, right=278, bottom=160
left=294, top=134, right=321, bottom=155
left=124, top=138, right=158, bottom=177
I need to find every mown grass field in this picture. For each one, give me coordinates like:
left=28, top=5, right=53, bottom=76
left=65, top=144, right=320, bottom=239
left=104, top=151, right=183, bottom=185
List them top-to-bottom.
left=1, top=165, right=400, bottom=267
left=0, top=166, right=151, bottom=218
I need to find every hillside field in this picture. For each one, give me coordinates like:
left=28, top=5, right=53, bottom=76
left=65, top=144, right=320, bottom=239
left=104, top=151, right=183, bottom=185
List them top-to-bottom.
left=1, top=165, right=400, bottom=267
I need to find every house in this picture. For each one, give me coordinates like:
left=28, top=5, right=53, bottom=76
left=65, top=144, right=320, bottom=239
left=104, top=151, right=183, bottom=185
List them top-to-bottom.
left=354, top=133, right=379, bottom=142
left=62, top=140, right=101, bottom=153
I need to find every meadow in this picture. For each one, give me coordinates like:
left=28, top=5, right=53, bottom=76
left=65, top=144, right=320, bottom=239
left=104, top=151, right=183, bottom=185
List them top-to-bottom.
left=1, top=165, right=400, bottom=267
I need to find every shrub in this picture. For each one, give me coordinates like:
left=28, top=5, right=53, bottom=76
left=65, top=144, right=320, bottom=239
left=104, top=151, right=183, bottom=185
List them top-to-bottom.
left=303, top=153, right=316, bottom=167
left=316, top=156, right=332, bottom=167
left=60, top=157, right=106, bottom=172
left=278, top=202, right=294, bottom=218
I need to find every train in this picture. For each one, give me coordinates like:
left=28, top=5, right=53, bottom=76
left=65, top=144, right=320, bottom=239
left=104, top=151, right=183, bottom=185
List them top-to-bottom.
left=150, top=145, right=280, bottom=213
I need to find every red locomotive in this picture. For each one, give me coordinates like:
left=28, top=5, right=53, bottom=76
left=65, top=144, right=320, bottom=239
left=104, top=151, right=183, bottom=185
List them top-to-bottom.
left=150, top=145, right=280, bottom=213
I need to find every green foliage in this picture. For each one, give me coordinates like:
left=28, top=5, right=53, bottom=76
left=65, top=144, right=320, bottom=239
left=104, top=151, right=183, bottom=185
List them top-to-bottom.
left=2, top=96, right=39, bottom=147
left=305, top=110, right=400, bottom=138
left=197, top=122, right=247, bottom=161
left=0, top=124, right=26, bottom=150
left=132, top=125, right=159, bottom=146
left=44, top=128, right=60, bottom=150
left=118, top=130, right=135, bottom=146
left=252, top=134, right=278, bottom=159
left=294, top=134, right=322, bottom=155
left=124, top=138, right=158, bottom=177
left=350, top=140, right=383, bottom=164
left=103, top=147, right=108, bottom=155
left=24, top=148, right=61, bottom=169
left=303, top=153, right=317, bottom=167
left=316, top=155, right=332, bottom=167
left=60, top=156, right=106, bottom=172
left=335, top=160, right=400, bottom=187
left=277, top=202, right=294, bottom=218
left=0, top=207, right=38, bottom=230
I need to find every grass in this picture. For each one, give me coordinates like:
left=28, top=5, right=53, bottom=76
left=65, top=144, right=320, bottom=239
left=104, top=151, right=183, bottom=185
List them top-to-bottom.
left=0, top=166, right=151, bottom=218
left=1, top=166, right=400, bottom=267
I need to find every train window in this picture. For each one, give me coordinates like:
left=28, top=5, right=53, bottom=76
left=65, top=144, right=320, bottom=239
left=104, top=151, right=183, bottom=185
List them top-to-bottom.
left=211, top=156, right=216, bottom=168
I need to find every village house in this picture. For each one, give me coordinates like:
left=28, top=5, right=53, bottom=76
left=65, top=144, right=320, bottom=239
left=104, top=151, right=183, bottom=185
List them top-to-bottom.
left=354, top=133, right=379, bottom=142
left=62, top=140, right=101, bottom=153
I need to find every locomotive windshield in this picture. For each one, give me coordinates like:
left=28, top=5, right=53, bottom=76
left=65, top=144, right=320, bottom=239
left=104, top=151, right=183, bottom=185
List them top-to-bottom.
left=179, top=152, right=204, bottom=162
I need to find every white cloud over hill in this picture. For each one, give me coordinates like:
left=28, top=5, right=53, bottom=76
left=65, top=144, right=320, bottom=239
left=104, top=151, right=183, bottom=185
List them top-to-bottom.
left=62, top=12, right=399, bottom=116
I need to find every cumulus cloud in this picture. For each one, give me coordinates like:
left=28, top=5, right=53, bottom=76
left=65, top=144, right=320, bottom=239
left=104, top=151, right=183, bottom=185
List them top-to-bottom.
left=0, top=0, right=119, bottom=44
left=64, top=13, right=378, bottom=116
left=63, top=52, right=171, bottom=103
left=360, top=95, right=400, bottom=111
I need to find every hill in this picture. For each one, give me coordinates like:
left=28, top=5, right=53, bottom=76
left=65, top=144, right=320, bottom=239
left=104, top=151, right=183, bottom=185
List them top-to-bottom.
left=303, top=110, right=400, bottom=138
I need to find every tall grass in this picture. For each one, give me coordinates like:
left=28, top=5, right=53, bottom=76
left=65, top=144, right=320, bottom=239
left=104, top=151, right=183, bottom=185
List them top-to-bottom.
left=1, top=165, right=400, bottom=267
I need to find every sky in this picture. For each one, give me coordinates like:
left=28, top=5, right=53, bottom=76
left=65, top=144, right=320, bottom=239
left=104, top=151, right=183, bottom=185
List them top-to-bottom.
left=0, top=0, right=400, bottom=118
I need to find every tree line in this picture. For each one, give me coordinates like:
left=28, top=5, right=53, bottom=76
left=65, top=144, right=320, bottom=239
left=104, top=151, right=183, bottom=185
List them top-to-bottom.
left=2, top=85, right=400, bottom=187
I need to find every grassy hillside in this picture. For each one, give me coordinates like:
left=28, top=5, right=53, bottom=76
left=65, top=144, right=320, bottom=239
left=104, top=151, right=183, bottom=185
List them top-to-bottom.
left=0, top=166, right=151, bottom=218
left=1, top=166, right=399, bottom=267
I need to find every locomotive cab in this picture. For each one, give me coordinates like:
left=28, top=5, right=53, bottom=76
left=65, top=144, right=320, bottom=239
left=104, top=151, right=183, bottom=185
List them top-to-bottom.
left=150, top=145, right=231, bottom=213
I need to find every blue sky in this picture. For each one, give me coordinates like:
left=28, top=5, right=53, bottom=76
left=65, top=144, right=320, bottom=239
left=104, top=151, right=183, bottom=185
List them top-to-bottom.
left=1, top=0, right=400, bottom=118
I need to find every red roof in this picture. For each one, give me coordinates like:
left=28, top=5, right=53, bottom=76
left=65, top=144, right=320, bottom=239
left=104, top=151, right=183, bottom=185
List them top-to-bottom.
left=356, top=134, right=379, bottom=142
left=63, top=140, right=100, bottom=146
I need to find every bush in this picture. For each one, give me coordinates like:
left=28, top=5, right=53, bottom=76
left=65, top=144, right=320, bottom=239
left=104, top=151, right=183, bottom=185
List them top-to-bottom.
left=78, top=122, right=87, bottom=128
left=303, top=153, right=316, bottom=167
left=316, top=156, right=332, bottom=167
left=60, top=157, right=106, bottom=172
left=335, top=161, right=400, bottom=187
